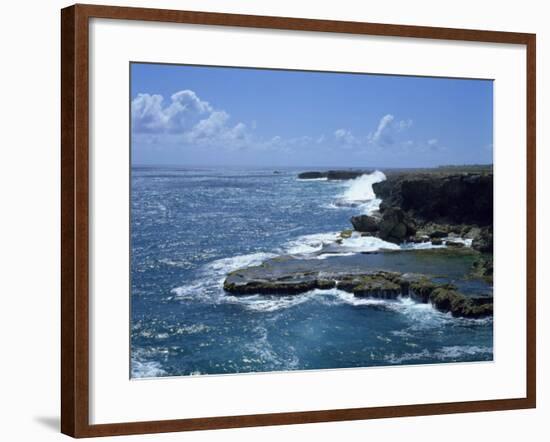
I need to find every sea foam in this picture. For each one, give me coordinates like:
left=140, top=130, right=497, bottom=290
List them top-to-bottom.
left=325, top=170, right=386, bottom=214
left=341, top=171, right=386, bottom=202
left=284, top=230, right=446, bottom=260
left=282, top=232, right=340, bottom=255
left=339, top=234, right=400, bottom=252
left=171, top=252, right=277, bottom=301
left=206, top=252, right=277, bottom=275
left=131, top=351, right=167, bottom=378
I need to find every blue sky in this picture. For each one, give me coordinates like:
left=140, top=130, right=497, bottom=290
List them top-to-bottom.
left=131, top=63, right=493, bottom=168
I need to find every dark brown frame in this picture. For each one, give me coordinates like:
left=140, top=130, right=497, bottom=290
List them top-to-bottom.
left=61, top=3, right=536, bottom=438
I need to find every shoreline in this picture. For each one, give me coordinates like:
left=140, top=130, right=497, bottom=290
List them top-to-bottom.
left=222, top=167, right=494, bottom=318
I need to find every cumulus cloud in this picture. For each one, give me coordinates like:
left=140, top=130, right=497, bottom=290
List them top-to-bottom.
left=132, top=89, right=251, bottom=149
left=131, top=90, right=438, bottom=158
left=132, top=90, right=214, bottom=134
left=170, top=90, right=212, bottom=115
left=131, top=93, right=167, bottom=133
left=183, top=111, right=230, bottom=142
left=365, top=114, right=420, bottom=150
left=371, top=114, right=395, bottom=143
left=334, top=128, right=358, bottom=146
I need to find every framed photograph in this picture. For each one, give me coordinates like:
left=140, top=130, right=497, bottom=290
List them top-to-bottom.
left=61, top=4, right=536, bottom=438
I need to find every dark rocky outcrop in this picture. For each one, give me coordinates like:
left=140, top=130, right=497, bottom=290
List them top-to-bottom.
left=299, top=168, right=493, bottom=249
left=298, top=170, right=372, bottom=180
left=327, top=170, right=370, bottom=180
left=356, top=170, right=495, bottom=250
left=298, top=171, right=326, bottom=179
left=373, top=172, right=493, bottom=226
left=378, top=207, right=417, bottom=243
left=349, top=208, right=417, bottom=245
left=350, top=215, right=380, bottom=233
left=471, top=227, right=493, bottom=253
left=445, top=240, right=465, bottom=248
left=223, top=255, right=492, bottom=318
left=471, top=255, right=493, bottom=283
left=224, top=264, right=407, bottom=299
left=336, top=272, right=408, bottom=298
left=409, top=277, right=492, bottom=318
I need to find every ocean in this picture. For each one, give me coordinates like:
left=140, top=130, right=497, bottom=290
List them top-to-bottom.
left=130, top=166, right=493, bottom=378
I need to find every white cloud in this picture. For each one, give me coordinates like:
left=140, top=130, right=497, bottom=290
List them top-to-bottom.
left=132, top=89, right=251, bottom=149
left=132, top=90, right=214, bottom=134
left=169, top=90, right=212, bottom=116
left=132, top=92, right=440, bottom=158
left=131, top=93, right=167, bottom=133
left=183, top=111, right=230, bottom=142
left=364, top=114, right=420, bottom=150
left=371, top=114, right=395, bottom=143
left=397, top=119, right=413, bottom=131
left=227, top=122, right=248, bottom=141
left=334, top=128, right=358, bottom=146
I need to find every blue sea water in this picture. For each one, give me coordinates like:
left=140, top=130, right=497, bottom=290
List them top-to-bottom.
left=130, top=166, right=493, bottom=378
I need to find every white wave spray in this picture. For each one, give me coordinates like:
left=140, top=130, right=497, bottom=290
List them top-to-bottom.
left=341, top=170, right=386, bottom=203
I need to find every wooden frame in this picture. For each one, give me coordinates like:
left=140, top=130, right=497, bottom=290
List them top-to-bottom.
left=61, top=3, right=536, bottom=438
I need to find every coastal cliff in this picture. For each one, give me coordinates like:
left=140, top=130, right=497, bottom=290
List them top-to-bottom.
left=223, top=166, right=494, bottom=318
left=333, top=168, right=493, bottom=252
left=373, top=171, right=492, bottom=226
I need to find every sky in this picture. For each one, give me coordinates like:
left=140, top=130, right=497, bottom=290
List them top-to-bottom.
left=131, top=63, right=493, bottom=168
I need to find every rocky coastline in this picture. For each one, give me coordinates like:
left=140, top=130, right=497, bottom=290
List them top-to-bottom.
left=223, top=166, right=494, bottom=319
left=349, top=168, right=493, bottom=252
left=298, top=170, right=373, bottom=180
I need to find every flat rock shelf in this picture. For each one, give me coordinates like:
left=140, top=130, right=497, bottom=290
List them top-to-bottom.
left=224, top=249, right=493, bottom=319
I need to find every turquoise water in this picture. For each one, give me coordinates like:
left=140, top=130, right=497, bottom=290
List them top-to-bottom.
left=130, top=166, right=493, bottom=377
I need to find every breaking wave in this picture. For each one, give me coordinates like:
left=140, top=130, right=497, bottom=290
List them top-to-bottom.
left=329, top=170, right=386, bottom=214
left=342, top=170, right=387, bottom=202
left=281, top=232, right=340, bottom=255
left=338, top=234, right=399, bottom=252
left=171, top=251, right=277, bottom=301
left=205, top=252, right=277, bottom=275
